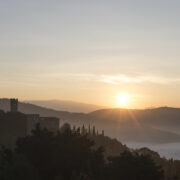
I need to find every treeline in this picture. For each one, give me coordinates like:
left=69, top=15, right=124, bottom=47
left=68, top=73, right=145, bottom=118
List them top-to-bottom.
left=0, top=124, right=164, bottom=180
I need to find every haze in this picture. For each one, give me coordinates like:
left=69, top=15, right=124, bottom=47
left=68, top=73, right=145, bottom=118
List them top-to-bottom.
left=1, top=0, right=180, bottom=108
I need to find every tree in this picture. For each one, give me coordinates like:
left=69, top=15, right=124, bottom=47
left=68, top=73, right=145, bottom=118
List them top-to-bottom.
left=0, top=124, right=166, bottom=180
left=14, top=125, right=105, bottom=180
left=0, top=147, right=37, bottom=180
left=106, top=151, right=164, bottom=180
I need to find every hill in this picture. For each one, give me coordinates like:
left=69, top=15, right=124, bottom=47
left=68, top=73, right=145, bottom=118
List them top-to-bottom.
left=0, top=98, right=86, bottom=122
left=1, top=98, right=180, bottom=144
left=24, top=99, right=106, bottom=113
left=88, top=107, right=180, bottom=135
left=92, top=134, right=180, bottom=179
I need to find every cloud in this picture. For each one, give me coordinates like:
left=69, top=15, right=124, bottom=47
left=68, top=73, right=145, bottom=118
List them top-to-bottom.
left=32, top=72, right=180, bottom=85
left=61, top=73, right=180, bottom=85
left=100, top=74, right=180, bottom=85
left=101, top=75, right=143, bottom=84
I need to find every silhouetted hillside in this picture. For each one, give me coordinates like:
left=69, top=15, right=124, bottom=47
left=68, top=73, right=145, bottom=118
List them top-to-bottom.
left=0, top=98, right=86, bottom=123
left=1, top=99, right=180, bottom=143
left=89, top=108, right=180, bottom=135
left=1, top=122, right=179, bottom=180
left=93, top=134, right=180, bottom=179
left=91, top=135, right=129, bottom=157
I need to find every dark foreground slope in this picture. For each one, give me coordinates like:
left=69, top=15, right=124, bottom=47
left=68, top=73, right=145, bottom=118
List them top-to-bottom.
left=0, top=123, right=180, bottom=180
left=93, top=134, right=180, bottom=180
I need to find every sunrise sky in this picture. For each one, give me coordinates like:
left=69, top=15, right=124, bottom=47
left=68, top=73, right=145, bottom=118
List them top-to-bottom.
left=1, top=0, right=180, bottom=108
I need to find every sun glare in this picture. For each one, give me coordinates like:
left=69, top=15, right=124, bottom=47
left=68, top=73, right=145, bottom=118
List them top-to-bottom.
left=117, top=93, right=129, bottom=107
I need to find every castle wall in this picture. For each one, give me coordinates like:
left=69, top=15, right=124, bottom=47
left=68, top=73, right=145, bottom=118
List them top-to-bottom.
left=0, top=114, right=27, bottom=148
left=39, top=117, right=60, bottom=132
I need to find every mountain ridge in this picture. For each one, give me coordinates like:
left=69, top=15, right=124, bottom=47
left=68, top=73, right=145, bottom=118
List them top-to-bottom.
left=1, top=98, right=180, bottom=144
left=24, top=99, right=107, bottom=113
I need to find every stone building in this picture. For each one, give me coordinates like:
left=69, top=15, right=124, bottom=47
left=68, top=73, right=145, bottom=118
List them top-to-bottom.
left=10, top=98, right=18, bottom=112
left=0, top=99, right=60, bottom=148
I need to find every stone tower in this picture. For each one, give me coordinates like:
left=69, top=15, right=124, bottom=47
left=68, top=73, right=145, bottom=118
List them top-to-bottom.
left=10, top=98, right=18, bottom=112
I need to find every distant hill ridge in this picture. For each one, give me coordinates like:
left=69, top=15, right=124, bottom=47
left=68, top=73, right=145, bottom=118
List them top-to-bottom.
left=1, top=98, right=180, bottom=143
left=24, top=99, right=107, bottom=113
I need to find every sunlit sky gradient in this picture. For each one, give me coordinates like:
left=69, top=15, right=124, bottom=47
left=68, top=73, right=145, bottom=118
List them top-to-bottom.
left=1, top=0, right=180, bottom=108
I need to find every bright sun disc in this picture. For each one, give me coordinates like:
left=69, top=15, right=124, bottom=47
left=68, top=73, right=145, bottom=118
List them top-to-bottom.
left=117, top=93, right=129, bottom=107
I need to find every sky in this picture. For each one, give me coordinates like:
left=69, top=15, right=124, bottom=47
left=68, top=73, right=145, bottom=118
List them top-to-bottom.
left=0, top=0, right=180, bottom=108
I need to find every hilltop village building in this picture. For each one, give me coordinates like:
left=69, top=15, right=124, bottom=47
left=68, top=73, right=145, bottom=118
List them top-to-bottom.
left=10, top=98, right=18, bottom=112
left=0, top=99, right=60, bottom=148
left=0, top=99, right=104, bottom=148
left=11, top=99, right=60, bottom=134
left=26, top=114, right=59, bottom=135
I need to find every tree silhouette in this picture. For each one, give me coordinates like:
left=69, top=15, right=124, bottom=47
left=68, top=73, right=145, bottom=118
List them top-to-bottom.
left=0, top=124, right=165, bottom=180
left=14, top=125, right=105, bottom=180
left=106, top=151, right=164, bottom=180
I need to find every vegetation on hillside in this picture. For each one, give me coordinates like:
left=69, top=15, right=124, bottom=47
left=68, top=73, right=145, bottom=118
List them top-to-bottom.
left=0, top=111, right=180, bottom=180
left=0, top=124, right=164, bottom=180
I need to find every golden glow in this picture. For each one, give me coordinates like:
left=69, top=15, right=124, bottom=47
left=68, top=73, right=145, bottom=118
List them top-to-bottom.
left=117, top=93, right=129, bottom=107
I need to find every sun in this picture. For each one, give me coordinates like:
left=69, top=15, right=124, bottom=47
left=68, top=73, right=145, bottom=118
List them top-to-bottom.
left=117, top=93, right=129, bottom=107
